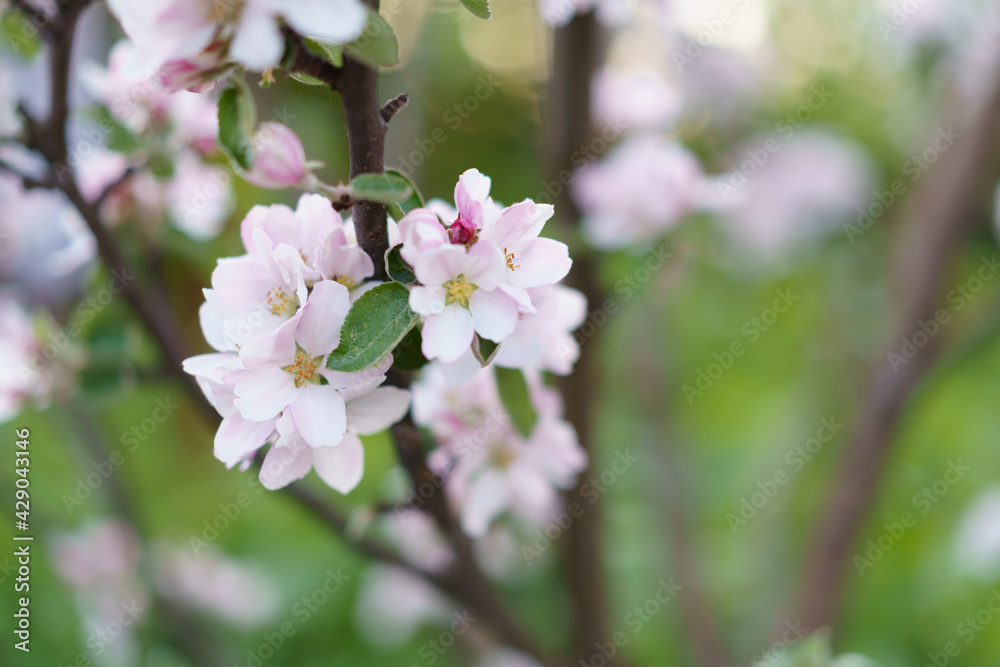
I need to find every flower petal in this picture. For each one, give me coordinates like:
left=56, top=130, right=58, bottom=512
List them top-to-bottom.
left=230, top=7, right=285, bottom=71
left=454, top=169, right=492, bottom=227
left=505, top=237, right=572, bottom=288
left=295, top=280, right=351, bottom=356
left=469, top=289, right=518, bottom=342
left=421, top=306, right=475, bottom=363
left=234, top=365, right=298, bottom=421
left=289, top=383, right=347, bottom=448
left=346, top=386, right=411, bottom=435
left=215, top=414, right=274, bottom=466
left=311, top=432, right=365, bottom=493
left=259, top=441, right=312, bottom=490
left=460, top=470, right=509, bottom=538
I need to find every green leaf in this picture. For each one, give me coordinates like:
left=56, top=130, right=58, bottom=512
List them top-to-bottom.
left=459, top=0, right=493, bottom=20
left=1, top=10, right=42, bottom=61
left=344, top=10, right=399, bottom=68
left=304, top=38, right=344, bottom=67
left=290, top=72, right=326, bottom=86
left=217, top=83, right=257, bottom=171
left=83, top=106, right=140, bottom=154
left=385, top=168, right=425, bottom=221
left=349, top=173, right=413, bottom=203
left=385, top=245, right=416, bottom=284
left=326, top=282, right=419, bottom=372
left=392, top=326, right=428, bottom=371
left=472, top=334, right=500, bottom=367
left=495, top=367, right=536, bottom=438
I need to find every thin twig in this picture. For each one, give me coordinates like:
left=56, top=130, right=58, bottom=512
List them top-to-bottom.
left=379, top=93, right=409, bottom=123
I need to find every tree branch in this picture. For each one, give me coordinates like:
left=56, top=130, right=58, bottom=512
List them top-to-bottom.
left=546, top=12, right=623, bottom=664
left=785, top=57, right=1000, bottom=634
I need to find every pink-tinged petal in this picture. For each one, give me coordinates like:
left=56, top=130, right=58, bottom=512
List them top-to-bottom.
left=279, top=0, right=368, bottom=44
left=229, top=7, right=285, bottom=71
left=246, top=123, right=309, bottom=189
left=454, top=169, right=492, bottom=227
left=294, top=194, right=341, bottom=255
left=491, top=200, right=553, bottom=249
left=398, top=208, right=449, bottom=266
left=505, top=237, right=572, bottom=287
left=463, top=241, right=506, bottom=291
left=413, top=244, right=468, bottom=287
left=320, top=246, right=374, bottom=285
left=295, top=280, right=351, bottom=356
left=498, top=284, right=536, bottom=314
left=409, top=285, right=446, bottom=316
left=469, top=290, right=518, bottom=342
left=198, top=298, right=232, bottom=352
left=421, top=306, right=475, bottom=363
left=239, top=330, right=296, bottom=368
left=182, top=352, right=239, bottom=383
left=323, top=356, right=391, bottom=396
left=234, top=366, right=298, bottom=421
left=289, top=383, right=347, bottom=448
left=346, top=387, right=411, bottom=435
left=273, top=410, right=304, bottom=449
left=215, top=414, right=274, bottom=466
left=311, top=432, right=365, bottom=493
left=259, top=442, right=312, bottom=490
left=509, top=462, right=558, bottom=507
left=460, top=470, right=509, bottom=538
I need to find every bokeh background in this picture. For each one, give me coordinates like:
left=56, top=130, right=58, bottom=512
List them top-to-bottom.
left=2, top=0, right=1000, bottom=665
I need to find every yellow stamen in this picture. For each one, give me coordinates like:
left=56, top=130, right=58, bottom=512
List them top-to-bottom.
left=504, top=248, right=520, bottom=271
left=443, top=274, right=477, bottom=308
left=335, top=275, right=358, bottom=290
left=266, top=288, right=296, bottom=317
left=285, top=350, right=319, bottom=388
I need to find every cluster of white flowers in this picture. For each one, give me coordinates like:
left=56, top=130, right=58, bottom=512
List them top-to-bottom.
left=106, top=0, right=368, bottom=92
left=399, top=169, right=578, bottom=367
left=184, top=193, right=409, bottom=492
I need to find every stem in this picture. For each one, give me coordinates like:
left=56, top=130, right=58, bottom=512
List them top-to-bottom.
left=785, top=58, right=1000, bottom=634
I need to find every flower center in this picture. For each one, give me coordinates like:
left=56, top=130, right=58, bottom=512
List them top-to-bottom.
left=206, top=0, right=242, bottom=22
left=448, top=217, right=479, bottom=247
left=504, top=247, right=520, bottom=272
left=443, top=274, right=477, bottom=308
left=334, top=275, right=358, bottom=290
left=266, top=288, right=298, bottom=317
left=285, top=350, right=319, bottom=388
left=490, top=443, right=517, bottom=469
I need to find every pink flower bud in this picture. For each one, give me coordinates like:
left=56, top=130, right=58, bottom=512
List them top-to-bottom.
left=245, top=122, right=310, bottom=190
left=447, top=217, right=478, bottom=246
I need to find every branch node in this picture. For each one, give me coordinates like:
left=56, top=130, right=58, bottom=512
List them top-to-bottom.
left=380, top=93, right=409, bottom=124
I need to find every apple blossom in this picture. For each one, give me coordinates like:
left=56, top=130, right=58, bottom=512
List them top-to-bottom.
left=107, top=0, right=368, bottom=82
left=591, top=67, right=679, bottom=131
left=244, top=122, right=320, bottom=190
left=573, top=133, right=703, bottom=249
left=409, top=243, right=518, bottom=363
left=494, top=284, right=587, bottom=375
left=413, top=365, right=586, bottom=538
left=355, top=565, right=453, bottom=646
